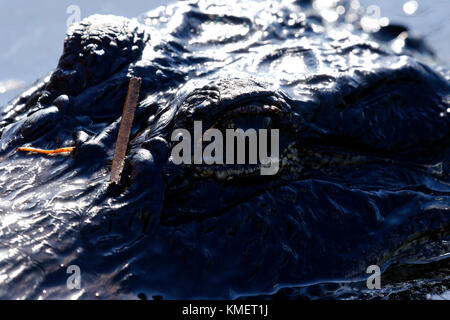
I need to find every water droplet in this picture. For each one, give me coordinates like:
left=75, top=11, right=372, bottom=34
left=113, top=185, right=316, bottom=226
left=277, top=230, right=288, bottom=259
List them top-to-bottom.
left=351, top=0, right=360, bottom=10
left=403, top=1, right=418, bottom=15
left=337, top=5, right=345, bottom=15
left=322, top=10, right=339, bottom=23
left=361, top=16, right=380, bottom=33
left=379, top=17, right=390, bottom=27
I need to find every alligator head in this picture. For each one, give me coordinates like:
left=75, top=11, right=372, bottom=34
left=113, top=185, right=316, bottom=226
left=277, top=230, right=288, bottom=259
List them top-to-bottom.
left=0, top=0, right=449, bottom=299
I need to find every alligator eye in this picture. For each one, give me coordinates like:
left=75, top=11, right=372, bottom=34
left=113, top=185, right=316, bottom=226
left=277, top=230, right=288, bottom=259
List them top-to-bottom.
left=189, top=103, right=283, bottom=181
left=210, top=103, right=281, bottom=131
left=219, top=115, right=273, bottom=131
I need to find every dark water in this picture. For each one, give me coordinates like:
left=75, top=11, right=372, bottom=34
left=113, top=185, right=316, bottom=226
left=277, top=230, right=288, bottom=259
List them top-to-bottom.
left=0, top=0, right=449, bottom=300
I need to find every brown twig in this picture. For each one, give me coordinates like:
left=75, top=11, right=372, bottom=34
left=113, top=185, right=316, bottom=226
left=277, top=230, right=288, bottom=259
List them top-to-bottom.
left=110, top=77, right=142, bottom=185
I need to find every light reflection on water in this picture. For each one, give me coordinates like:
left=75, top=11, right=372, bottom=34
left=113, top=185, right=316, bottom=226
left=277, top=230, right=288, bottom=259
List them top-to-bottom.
left=0, top=152, right=109, bottom=296
left=431, top=290, right=450, bottom=300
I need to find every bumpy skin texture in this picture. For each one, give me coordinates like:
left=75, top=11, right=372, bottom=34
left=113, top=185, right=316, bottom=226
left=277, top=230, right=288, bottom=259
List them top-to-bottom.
left=0, top=0, right=449, bottom=299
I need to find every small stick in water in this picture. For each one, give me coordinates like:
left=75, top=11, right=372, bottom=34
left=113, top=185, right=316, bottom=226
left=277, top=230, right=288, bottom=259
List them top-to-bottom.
left=110, top=77, right=142, bottom=185
left=17, top=147, right=75, bottom=154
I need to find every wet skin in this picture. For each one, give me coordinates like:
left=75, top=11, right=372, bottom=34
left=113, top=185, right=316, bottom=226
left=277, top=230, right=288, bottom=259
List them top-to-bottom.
left=0, top=0, right=449, bottom=299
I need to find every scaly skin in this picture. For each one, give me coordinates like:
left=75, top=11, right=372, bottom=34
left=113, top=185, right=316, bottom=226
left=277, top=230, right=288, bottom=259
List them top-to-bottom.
left=0, top=0, right=449, bottom=299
